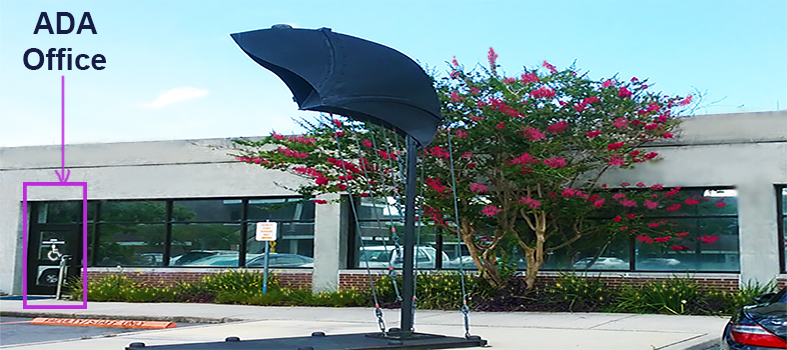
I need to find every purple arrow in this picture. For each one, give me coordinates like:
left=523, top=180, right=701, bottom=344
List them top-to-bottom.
left=55, top=75, right=70, bottom=183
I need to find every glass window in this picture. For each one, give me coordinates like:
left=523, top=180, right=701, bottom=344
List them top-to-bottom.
left=356, top=197, right=402, bottom=221
left=248, top=198, right=314, bottom=221
left=171, top=199, right=242, bottom=223
left=35, top=201, right=93, bottom=223
left=100, top=201, right=166, bottom=223
left=244, top=222, right=314, bottom=265
left=95, top=223, right=166, bottom=266
left=169, top=224, right=241, bottom=267
left=545, top=234, right=631, bottom=271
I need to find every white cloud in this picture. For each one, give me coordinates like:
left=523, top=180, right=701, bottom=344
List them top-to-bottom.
left=141, top=87, right=209, bottom=109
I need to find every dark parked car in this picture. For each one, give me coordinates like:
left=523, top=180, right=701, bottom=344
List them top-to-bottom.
left=721, top=286, right=787, bottom=349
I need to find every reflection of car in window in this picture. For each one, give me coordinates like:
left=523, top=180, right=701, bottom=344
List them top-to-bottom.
left=358, top=246, right=449, bottom=268
left=169, top=250, right=237, bottom=266
left=178, top=252, right=313, bottom=268
left=572, top=257, right=629, bottom=270
left=637, top=258, right=683, bottom=270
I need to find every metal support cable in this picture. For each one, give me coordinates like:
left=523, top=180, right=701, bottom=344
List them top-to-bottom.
left=329, top=116, right=386, bottom=334
left=446, top=127, right=473, bottom=339
left=352, top=130, right=402, bottom=302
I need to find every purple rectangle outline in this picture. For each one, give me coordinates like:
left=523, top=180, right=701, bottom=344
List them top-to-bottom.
left=22, top=182, right=88, bottom=309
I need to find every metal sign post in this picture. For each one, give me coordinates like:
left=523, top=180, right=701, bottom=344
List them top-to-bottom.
left=255, top=221, right=277, bottom=294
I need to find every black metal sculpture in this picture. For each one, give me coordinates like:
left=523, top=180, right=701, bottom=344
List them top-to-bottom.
left=126, top=25, right=485, bottom=350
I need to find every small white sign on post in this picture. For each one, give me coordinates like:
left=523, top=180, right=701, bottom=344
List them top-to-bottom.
left=255, top=222, right=277, bottom=241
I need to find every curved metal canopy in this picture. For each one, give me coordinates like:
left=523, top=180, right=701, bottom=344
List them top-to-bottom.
left=230, top=25, right=443, bottom=147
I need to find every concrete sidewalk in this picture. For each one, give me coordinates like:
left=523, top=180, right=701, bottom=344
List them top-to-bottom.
left=0, top=299, right=727, bottom=350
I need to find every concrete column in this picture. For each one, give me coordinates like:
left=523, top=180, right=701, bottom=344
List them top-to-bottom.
left=736, top=181, right=781, bottom=287
left=312, top=193, right=346, bottom=292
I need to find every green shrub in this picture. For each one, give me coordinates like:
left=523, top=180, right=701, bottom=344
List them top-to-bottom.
left=195, top=269, right=279, bottom=294
left=375, top=272, right=495, bottom=310
left=547, top=273, right=611, bottom=311
left=68, top=275, right=178, bottom=302
left=615, top=277, right=701, bottom=314
left=720, top=281, right=779, bottom=314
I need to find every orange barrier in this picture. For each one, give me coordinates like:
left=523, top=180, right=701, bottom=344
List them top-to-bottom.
left=30, top=317, right=177, bottom=329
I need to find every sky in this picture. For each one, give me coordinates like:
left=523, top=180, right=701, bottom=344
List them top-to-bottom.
left=0, top=0, right=785, bottom=147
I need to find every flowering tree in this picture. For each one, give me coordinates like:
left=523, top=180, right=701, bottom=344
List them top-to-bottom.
left=232, top=49, right=696, bottom=289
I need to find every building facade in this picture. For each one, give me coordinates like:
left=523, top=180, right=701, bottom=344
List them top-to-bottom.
left=1, top=111, right=786, bottom=295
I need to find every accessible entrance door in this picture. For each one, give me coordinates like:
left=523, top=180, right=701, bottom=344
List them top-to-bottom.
left=27, top=225, right=82, bottom=295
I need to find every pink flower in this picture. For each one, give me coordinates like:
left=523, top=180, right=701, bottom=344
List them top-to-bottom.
left=487, top=47, right=498, bottom=67
left=451, top=56, right=459, bottom=67
left=542, top=60, right=558, bottom=73
left=520, top=72, right=540, bottom=84
left=502, top=77, right=516, bottom=84
left=630, top=77, right=639, bottom=82
left=601, top=79, right=616, bottom=88
left=530, top=86, right=556, bottom=99
left=469, top=87, right=480, bottom=95
left=618, top=87, right=632, bottom=98
left=450, top=92, right=463, bottom=102
left=678, top=95, right=693, bottom=106
left=584, top=96, right=600, bottom=104
left=573, top=102, right=588, bottom=112
left=612, top=117, right=628, bottom=129
left=332, top=119, right=343, bottom=127
left=546, top=121, right=569, bottom=134
left=495, top=122, right=506, bottom=129
left=644, top=123, right=659, bottom=130
left=522, top=127, right=546, bottom=141
left=455, top=129, right=468, bottom=139
left=585, top=131, right=601, bottom=138
left=662, top=133, right=674, bottom=139
left=362, top=139, right=373, bottom=148
left=607, top=142, right=625, bottom=151
left=427, top=146, right=451, bottom=159
left=277, top=147, right=309, bottom=159
left=461, top=151, right=473, bottom=159
left=643, top=152, right=659, bottom=160
left=608, top=154, right=625, bottom=166
left=544, top=157, right=567, bottom=168
left=316, top=177, right=330, bottom=186
left=425, top=177, right=447, bottom=193
left=470, top=182, right=488, bottom=194
left=620, top=182, right=631, bottom=187
left=636, top=182, right=646, bottom=188
left=336, top=183, right=347, bottom=191
left=649, top=183, right=664, bottom=190
left=613, top=193, right=626, bottom=200
left=518, top=196, right=542, bottom=210
left=685, top=198, right=699, bottom=205
left=313, top=199, right=328, bottom=204
left=591, top=199, right=605, bottom=208
left=620, top=199, right=638, bottom=207
left=644, top=200, right=658, bottom=209
left=715, top=202, right=727, bottom=208
left=666, top=204, right=681, bottom=211
left=481, top=205, right=501, bottom=216
left=625, top=213, right=637, bottom=219
left=613, top=216, right=622, bottom=222
left=648, top=222, right=660, bottom=228
left=620, top=226, right=629, bottom=230
left=676, top=232, right=690, bottom=238
left=637, top=235, right=654, bottom=244
left=698, top=235, right=719, bottom=244
left=654, top=236, right=671, bottom=243
left=671, top=245, right=691, bottom=251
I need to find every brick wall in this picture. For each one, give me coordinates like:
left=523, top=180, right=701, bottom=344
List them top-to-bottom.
left=85, top=269, right=787, bottom=292
left=86, top=270, right=313, bottom=289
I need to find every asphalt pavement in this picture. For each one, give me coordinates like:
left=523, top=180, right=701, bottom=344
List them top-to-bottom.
left=0, top=298, right=728, bottom=350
